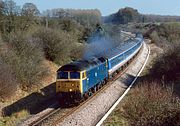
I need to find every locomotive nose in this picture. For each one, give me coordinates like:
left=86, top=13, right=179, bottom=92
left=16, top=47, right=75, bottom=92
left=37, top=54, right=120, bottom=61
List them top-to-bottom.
left=56, top=80, right=81, bottom=93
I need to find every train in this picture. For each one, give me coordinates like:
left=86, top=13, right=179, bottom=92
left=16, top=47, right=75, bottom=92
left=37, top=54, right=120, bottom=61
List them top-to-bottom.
left=56, top=33, right=144, bottom=104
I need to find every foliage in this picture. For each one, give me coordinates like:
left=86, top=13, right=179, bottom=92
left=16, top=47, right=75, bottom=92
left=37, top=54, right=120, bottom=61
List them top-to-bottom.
left=0, top=0, right=94, bottom=95
left=0, top=0, right=21, bottom=33
left=0, top=0, right=40, bottom=33
left=2, top=0, right=20, bottom=16
left=21, top=3, right=39, bottom=17
left=21, top=3, right=40, bottom=31
left=104, top=7, right=180, bottom=24
left=113, top=7, right=140, bottom=24
left=43, top=8, right=101, bottom=28
left=103, top=22, right=180, bottom=126
left=118, top=22, right=180, bottom=47
left=32, top=27, right=84, bottom=65
left=149, top=31, right=160, bottom=44
left=0, top=32, right=48, bottom=92
left=0, top=35, right=19, bottom=98
left=151, top=43, right=180, bottom=82
left=0, top=60, right=18, bottom=99
left=122, top=82, right=180, bottom=126
left=0, top=109, right=29, bottom=126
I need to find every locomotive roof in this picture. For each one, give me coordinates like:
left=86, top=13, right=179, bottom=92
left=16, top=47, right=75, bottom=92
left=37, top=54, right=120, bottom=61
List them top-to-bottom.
left=57, top=57, right=106, bottom=72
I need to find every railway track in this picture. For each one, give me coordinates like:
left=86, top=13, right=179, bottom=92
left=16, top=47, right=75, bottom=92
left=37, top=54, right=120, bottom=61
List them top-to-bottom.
left=21, top=39, right=149, bottom=126
left=27, top=41, right=149, bottom=126
left=53, top=41, right=149, bottom=126
left=96, top=43, right=150, bottom=126
left=29, top=54, right=134, bottom=126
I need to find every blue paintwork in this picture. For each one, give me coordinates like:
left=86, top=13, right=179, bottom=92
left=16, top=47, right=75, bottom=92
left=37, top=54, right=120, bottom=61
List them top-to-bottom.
left=81, top=36, right=143, bottom=94
left=108, top=38, right=143, bottom=72
left=82, top=62, right=108, bottom=93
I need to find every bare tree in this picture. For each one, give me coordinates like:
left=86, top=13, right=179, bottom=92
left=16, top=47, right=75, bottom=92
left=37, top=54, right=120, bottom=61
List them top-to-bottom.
left=1, top=0, right=20, bottom=33
left=3, top=0, right=20, bottom=16
left=21, top=3, right=40, bottom=30
left=22, top=3, right=39, bottom=17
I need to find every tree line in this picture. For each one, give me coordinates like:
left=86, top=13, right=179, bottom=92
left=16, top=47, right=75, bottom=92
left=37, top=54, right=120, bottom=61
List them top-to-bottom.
left=0, top=0, right=102, bottom=99
left=104, top=7, right=180, bottom=24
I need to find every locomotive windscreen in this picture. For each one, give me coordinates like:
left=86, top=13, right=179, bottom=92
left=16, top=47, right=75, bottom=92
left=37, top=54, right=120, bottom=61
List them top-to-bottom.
left=57, top=71, right=68, bottom=79
left=70, top=72, right=80, bottom=79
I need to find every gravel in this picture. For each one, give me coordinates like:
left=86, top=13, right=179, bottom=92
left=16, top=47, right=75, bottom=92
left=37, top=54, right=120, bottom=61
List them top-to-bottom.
left=18, top=102, right=59, bottom=126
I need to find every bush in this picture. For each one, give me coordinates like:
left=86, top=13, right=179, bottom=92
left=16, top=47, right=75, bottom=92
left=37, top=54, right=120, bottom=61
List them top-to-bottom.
left=33, top=27, right=83, bottom=65
left=149, top=31, right=160, bottom=44
left=1, top=32, right=48, bottom=91
left=0, top=36, right=19, bottom=99
left=151, top=43, right=180, bottom=82
left=0, top=59, right=18, bottom=100
left=122, top=81, right=180, bottom=126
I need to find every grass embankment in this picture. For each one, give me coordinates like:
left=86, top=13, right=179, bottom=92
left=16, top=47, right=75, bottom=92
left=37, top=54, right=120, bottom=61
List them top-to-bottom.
left=103, top=23, right=180, bottom=126
left=0, top=26, right=85, bottom=125
left=104, top=81, right=180, bottom=126
left=0, top=110, right=29, bottom=126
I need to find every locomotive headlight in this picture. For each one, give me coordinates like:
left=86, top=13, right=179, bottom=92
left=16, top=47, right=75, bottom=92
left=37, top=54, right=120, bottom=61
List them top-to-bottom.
left=69, top=89, right=72, bottom=92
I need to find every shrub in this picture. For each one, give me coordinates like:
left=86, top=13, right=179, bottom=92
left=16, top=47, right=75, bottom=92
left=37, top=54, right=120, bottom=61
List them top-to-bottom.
left=33, top=27, right=83, bottom=65
left=149, top=31, right=160, bottom=45
left=2, top=32, right=48, bottom=91
left=0, top=36, right=19, bottom=99
left=151, top=43, right=180, bottom=82
left=0, top=58, right=18, bottom=100
left=121, top=81, right=180, bottom=126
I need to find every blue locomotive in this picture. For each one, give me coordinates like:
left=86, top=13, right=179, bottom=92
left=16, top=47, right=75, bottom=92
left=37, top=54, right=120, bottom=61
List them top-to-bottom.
left=56, top=34, right=144, bottom=103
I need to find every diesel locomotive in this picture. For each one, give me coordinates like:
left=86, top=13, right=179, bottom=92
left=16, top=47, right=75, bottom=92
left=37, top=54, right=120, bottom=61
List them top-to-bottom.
left=56, top=34, right=144, bottom=103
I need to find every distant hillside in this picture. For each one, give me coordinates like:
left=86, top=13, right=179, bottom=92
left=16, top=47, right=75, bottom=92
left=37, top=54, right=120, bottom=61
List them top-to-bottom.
left=103, top=7, right=180, bottom=24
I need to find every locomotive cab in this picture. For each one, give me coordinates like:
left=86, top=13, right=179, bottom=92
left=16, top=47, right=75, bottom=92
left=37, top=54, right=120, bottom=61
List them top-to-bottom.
left=56, top=57, right=108, bottom=104
left=56, top=70, right=86, bottom=102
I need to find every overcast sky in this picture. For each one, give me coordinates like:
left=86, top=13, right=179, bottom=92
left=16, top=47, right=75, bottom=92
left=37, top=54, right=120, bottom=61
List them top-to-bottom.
left=14, top=0, right=180, bottom=16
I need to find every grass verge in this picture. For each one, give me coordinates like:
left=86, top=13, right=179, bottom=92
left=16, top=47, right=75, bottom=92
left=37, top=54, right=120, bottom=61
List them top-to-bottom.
left=103, top=81, right=180, bottom=126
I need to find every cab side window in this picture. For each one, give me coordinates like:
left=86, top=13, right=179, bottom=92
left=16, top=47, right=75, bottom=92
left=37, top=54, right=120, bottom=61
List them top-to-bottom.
left=82, top=72, right=86, bottom=78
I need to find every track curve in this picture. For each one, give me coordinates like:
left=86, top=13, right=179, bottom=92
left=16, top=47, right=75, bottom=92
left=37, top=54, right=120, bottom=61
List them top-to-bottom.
left=23, top=39, right=149, bottom=126
left=96, top=42, right=150, bottom=126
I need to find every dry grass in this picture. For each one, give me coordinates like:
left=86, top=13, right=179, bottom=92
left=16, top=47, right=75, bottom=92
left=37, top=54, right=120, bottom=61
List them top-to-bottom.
left=150, top=42, right=180, bottom=82
left=103, top=81, right=180, bottom=126
left=122, top=81, right=180, bottom=126
left=103, top=108, right=127, bottom=126
left=0, top=109, right=29, bottom=126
